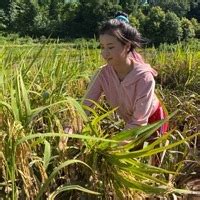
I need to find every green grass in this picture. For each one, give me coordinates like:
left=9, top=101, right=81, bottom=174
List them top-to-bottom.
left=0, top=38, right=200, bottom=199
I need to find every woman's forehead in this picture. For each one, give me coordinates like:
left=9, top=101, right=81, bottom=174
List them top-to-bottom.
left=99, top=34, right=118, bottom=44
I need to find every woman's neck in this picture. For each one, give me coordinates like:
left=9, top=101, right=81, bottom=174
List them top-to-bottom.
left=114, top=59, right=134, bottom=80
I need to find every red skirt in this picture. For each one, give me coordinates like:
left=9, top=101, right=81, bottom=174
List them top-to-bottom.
left=148, top=103, right=169, bottom=134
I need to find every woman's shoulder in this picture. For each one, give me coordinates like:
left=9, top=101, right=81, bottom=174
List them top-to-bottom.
left=134, top=62, right=158, bottom=77
left=92, top=64, right=111, bottom=81
left=98, top=64, right=113, bottom=75
left=100, top=64, right=111, bottom=70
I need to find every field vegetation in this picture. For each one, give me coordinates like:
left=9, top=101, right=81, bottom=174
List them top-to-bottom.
left=0, top=36, right=200, bottom=199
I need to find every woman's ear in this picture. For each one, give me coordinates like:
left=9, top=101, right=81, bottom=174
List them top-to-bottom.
left=125, top=42, right=131, bottom=53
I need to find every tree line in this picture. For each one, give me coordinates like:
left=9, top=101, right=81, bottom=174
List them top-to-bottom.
left=0, top=0, right=200, bottom=45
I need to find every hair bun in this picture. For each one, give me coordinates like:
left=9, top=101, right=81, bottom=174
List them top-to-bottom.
left=115, top=11, right=129, bottom=23
left=115, top=15, right=129, bottom=23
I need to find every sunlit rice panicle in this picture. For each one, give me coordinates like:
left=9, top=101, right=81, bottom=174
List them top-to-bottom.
left=68, top=103, right=83, bottom=133
left=0, top=113, right=3, bottom=128
left=8, top=121, right=46, bottom=199
left=0, top=132, right=7, bottom=186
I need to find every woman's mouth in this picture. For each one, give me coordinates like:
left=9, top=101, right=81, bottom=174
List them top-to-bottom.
left=107, top=58, right=112, bottom=62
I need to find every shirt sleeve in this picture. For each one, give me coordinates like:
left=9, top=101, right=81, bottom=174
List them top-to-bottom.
left=82, top=69, right=103, bottom=108
left=125, top=72, right=155, bottom=130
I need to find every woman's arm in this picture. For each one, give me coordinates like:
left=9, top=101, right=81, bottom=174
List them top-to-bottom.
left=82, top=69, right=103, bottom=109
left=59, top=70, right=103, bottom=150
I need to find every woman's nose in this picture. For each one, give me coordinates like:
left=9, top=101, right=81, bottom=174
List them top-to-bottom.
left=101, top=49, right=109, bottom=59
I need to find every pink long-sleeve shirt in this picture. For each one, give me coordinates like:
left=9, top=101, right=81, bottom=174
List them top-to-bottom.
left=83, top=62, right=160, bottom=129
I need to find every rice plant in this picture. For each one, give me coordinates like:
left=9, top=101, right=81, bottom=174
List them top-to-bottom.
left=0, top=39, right=200, bottom=199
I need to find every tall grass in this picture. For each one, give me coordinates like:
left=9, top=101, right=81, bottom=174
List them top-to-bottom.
left=0, top=39, right=200, bottom=199
left=0, top=41, right=104, bottom=199
left=144, top=41, right=200, bottom=92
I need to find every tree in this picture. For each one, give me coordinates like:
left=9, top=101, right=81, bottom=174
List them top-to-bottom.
left=0, top=0, right=11, bottom=13
left=12, top=0, right=37, bottom=35
left=38, top=0, right=51, bottom=6
left=49, top=0, right=59, bottom=20
left=67, top=0, right=121, bottom=38
left=119, top=0, right=141, bottom=15
left=149, top=0, right=190, bottom=18
left=6, top=1, right=19, bottom=31
left=61, top=2, right=78, bottom=22
left=187, top=2, right=200, bottom=22
left=33, top=6, right=50, bottom=37
left=141, top=6, right=165, bottom=45
left=0, top=9, right=8, bottom=30
left=162, top=11, right=183, bottom=43
left=129, top=15, right=140, bottom=29
left=181, top=17, right=195, bottom=41
left=190, top=17, right=200, bottom=38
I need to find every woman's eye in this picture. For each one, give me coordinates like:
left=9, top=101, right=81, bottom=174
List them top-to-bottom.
left=108, top=47, right=114, bottom=49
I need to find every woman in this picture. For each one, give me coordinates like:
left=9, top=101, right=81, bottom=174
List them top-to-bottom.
left=59, top=13, right=168, bottom=152
left=83, top=14, right=168, bottom=133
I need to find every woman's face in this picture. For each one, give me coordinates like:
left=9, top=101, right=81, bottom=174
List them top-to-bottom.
left=99, top=34, right=130, bottom=67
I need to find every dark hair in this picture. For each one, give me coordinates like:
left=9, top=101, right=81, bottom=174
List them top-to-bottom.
left=98, top=18, right=144, bottom=52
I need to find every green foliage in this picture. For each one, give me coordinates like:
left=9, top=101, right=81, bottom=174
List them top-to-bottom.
left=0, top=0, right=199, bottom=45
left=0, top=0, right=11, bottom=12
left=8, top=0, right=37, bottom=35
left=49, top=0, right=59, bottom=20
left=119, top=0, right=141, bottom=15
left=6, top=1, right=19, bottom=31
left=67, top=1, right=121, bottom=38
left=152, top=1, right=190, bottom=18
left=187, top=1, right=200, bottom=22
left=61, top=2, right=78, bottom=22
left=141, top=6, right=165, bottom=45
left=142, top=6, right=192, bottom=45
left=33, top=8, right=50, bottom=36
left=0, top=9, right=8, bottom=30
left=162, top=11, right=183, bottom=43
left=129, top=15, right=140, bottom=29
left=181, top=17, right=195, bottom=41
left=190, top=18, right=200, bottom=38
left=0, top=39, right=200, bottom=199
left=146, top=41, right=200, bottom=91
left=0, top=44, right=111, bottom=198
left=79, top=104, right=200, bottom=199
